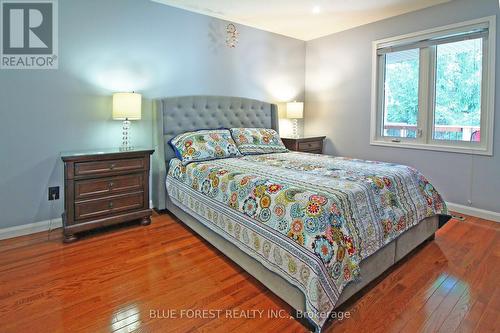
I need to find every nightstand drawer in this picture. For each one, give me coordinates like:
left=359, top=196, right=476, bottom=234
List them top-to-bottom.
left=282, top=137, right=325, bottom=154
left=298, top=141, right=322, bottom=151
left=74, top=157, right=145, bottom=176
left=75, top=174, right=144, bottom=200
left=74, top=192, right=144, bottom=221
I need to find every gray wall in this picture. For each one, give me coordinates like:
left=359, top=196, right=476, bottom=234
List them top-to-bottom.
left=0, top=0, right=306, bottom=228
left=305, top=0, right=499, bottom=213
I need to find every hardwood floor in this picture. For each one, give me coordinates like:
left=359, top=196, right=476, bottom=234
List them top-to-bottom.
left=0, top=212, right=498, bottom=333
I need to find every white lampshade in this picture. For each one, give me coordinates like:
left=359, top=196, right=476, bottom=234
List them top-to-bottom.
left=112, top=92, right=142, bottom=120
left=286, top=101, right=304, bottom=119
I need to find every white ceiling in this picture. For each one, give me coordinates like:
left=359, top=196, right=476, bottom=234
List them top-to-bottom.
left=152, top=0, right=453, bottom=41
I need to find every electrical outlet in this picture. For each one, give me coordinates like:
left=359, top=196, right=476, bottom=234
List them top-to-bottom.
left=48, top=186, right=60, bottom=201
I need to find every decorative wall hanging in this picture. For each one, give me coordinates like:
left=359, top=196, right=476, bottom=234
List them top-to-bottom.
left=226, top=23, right=239, bottom=48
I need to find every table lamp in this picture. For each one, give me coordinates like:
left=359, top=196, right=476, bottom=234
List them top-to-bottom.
left=112, top=92, right=141, bottom=149
left=286, top=101, right=303, bottom=139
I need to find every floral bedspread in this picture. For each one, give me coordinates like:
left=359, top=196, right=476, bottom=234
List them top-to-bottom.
left=166, top=152, right=447, bottom=330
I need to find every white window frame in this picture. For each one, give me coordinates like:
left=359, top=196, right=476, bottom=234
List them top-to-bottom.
left=370, top=16, right=496, bottom=156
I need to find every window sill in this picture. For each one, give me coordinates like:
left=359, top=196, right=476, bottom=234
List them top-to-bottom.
left=370, top=140, right=493, bottom=156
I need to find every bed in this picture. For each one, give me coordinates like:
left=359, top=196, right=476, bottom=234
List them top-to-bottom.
left=152, top=96, right=449, bottom=332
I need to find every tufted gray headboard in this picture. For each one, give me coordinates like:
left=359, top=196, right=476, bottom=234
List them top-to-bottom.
left=152, top=96, right=279, bottom=210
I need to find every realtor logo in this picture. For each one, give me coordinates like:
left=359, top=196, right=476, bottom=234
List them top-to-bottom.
left=1, top=0, right=58, bottom=69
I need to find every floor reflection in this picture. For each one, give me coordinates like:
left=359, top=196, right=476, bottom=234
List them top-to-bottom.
left=110, top=304, right=141, bottom=332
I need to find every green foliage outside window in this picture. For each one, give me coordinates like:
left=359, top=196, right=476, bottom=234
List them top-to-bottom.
left=384, top=39, right=482, bottom=127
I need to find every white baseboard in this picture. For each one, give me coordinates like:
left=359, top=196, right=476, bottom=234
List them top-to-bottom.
left=1, top=201, right=153, bottom=241
left=447, top=202, right=500, bottom=223
left=0, top=218, right=63, bottom=241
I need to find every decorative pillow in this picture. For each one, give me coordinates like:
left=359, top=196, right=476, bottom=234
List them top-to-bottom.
left=230, top=128, right=288, bottom=155
left=169, top=129, right=241, bottom=165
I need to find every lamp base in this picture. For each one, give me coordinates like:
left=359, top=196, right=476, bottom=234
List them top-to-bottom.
left=121, top=119, right=131, bottom=148
left=291, top=119, right=300, bottom=139
left=119, top=146, right=136, bottom=152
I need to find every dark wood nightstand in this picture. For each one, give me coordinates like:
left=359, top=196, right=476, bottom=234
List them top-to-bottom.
left=282, top=136, right=326, bottom=154
left=61, top=148, right=154, bottom=243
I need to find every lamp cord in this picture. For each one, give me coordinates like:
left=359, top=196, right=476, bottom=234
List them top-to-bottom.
left=47, top=193, right=56, bottom=240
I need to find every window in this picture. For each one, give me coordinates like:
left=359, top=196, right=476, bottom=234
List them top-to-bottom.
left=371, top=16, right=496, bottom=155
left=383, top=49, right=420, bottom=140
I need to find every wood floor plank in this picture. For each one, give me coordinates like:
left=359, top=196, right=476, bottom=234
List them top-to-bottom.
left=0, top=212, right=498, bottom=333
left=473, top=287, right=500, bottom=333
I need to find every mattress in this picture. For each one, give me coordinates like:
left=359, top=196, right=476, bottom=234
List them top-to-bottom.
left=166, top=152, right=447, bottom=330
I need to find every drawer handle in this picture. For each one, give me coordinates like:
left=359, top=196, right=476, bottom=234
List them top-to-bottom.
left=308, top=143, right=313, bottom=147
left=110, top=163, right=116, bottom=170
left=109, top=182, right=114, bottom=188
left=108, top=202, right=114, bottom=209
